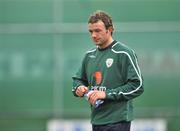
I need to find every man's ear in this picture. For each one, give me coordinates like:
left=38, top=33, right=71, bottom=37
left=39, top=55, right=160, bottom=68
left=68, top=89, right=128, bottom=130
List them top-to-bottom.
left=108, top=26, right=114, bottom=33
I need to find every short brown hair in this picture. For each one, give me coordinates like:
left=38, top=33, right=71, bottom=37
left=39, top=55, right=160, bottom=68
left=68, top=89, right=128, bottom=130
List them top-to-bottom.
left=88, top=10, right=114, bottom=31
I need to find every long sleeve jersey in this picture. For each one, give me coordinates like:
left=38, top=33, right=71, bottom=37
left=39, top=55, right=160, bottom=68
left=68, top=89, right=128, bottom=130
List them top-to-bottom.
left=72, top=40, right=144, bottom=125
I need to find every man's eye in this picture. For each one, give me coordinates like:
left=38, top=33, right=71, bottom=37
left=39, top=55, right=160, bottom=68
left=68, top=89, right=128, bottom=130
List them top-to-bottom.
left=95, top=29, right=100, bottom=32
left=89, top=30, right=93, bottom=34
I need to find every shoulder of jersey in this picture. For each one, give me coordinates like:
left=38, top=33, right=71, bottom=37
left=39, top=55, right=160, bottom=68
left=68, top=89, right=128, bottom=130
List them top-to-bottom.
left=111, top=41, right=133, bottom=54
left=85, top=47, right=97, bottom=54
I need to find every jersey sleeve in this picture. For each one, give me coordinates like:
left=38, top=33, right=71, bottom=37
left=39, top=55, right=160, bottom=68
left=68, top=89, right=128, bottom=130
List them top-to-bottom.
left=105, top=50, right=144, bottom=101
left=72, top=55, right=89, bottom=97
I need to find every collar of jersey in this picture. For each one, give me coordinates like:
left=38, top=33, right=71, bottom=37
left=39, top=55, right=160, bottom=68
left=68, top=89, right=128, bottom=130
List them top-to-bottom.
left=98, top=40, right=117, bottom=51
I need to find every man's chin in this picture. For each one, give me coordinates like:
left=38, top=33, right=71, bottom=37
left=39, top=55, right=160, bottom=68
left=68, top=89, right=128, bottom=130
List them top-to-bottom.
left=94, top=42, right=101, bottom=46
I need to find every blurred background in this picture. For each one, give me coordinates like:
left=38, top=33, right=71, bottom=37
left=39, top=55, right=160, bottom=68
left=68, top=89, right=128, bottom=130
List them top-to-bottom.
left=0, top=0, right=180, bottom=131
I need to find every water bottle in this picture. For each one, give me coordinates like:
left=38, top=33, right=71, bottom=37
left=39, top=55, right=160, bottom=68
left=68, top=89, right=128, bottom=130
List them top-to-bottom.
left=84, top=90, right=104, bottom=108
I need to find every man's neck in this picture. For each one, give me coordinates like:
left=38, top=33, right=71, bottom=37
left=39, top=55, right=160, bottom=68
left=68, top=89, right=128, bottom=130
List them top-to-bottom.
left=98, top=38, right=114, bottom=49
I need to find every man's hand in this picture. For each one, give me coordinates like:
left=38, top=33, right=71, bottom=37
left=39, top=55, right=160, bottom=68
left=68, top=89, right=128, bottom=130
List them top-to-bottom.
left=75, top=85, right=88, bottom=97
left=88, top=90, right=106, bottom=105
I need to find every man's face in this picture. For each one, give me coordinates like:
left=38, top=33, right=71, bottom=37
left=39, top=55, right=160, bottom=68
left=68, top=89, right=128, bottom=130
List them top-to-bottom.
left=88, top=20, right=111, bottom=48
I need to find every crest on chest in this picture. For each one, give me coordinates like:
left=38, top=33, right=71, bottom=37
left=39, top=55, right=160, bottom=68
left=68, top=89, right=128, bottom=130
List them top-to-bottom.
left=106, top=58, right=114, bottom=68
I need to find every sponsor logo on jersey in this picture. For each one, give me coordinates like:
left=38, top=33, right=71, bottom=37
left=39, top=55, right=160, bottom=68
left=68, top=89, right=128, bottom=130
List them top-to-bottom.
left=106, top=58, right=113, bottom=68
left=92, top=71, right=106, bottom=91
left=93, top=71, right=102, bottom=85
left=91, top=86, right=106, bottom=91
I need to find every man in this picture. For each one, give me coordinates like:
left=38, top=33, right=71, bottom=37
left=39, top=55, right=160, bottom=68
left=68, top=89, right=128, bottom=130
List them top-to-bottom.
left=72, top=10, right=144, bottom=131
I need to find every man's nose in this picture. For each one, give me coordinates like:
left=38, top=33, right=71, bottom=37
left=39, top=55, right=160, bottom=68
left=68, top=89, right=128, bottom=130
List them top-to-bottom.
left=91, top=32, right=97, bottom=38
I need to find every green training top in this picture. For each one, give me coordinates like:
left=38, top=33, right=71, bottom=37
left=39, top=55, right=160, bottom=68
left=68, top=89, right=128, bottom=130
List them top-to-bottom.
left=72, top=40, right=144, bottom=125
